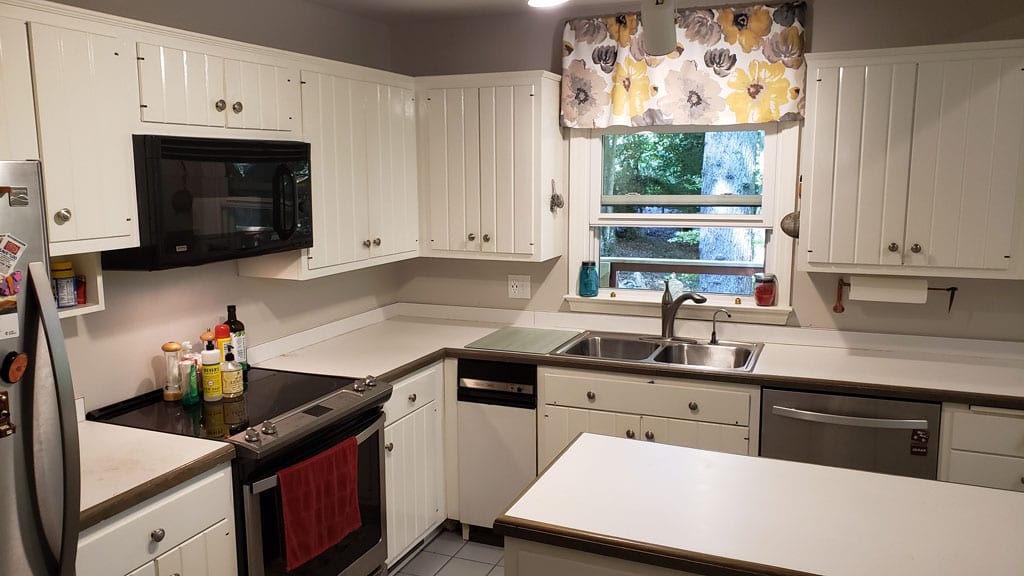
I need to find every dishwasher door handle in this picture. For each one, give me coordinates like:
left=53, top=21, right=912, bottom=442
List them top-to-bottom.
left=770, top=406, right=929, bottom=430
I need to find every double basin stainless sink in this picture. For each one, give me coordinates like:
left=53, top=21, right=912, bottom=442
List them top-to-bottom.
left=552, top=331, right=763, bottom=372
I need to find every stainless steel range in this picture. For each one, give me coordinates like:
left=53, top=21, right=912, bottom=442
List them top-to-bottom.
left=88, top=367, right=392, bottom=576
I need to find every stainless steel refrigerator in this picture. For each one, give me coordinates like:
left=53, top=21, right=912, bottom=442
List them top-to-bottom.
left=0, top=161, right=80, bottom=575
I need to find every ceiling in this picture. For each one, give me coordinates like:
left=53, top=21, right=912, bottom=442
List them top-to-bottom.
left=311, top=0, right=634, bottom=19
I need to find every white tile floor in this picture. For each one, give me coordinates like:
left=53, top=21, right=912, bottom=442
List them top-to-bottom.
left=396, top=531, right=504, bottom=576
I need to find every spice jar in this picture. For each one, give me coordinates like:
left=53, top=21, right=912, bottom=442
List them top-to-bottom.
left=753, top=273, right=777, bottom=306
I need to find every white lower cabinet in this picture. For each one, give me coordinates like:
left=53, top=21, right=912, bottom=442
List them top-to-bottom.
left=383, top=363, right=445, bottom=567
left=538, top=367, right=758, bottom=470
left=939, top=404, right=1024, bottom=492
left=77, top=463, right=236, bottom=576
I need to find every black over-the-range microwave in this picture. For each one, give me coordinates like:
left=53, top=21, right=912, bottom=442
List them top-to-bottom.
left=102, top=135, right=313, bottom=270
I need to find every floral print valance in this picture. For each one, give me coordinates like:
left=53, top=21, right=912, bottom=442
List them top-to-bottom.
left=561, top=2, right=806, bottom=128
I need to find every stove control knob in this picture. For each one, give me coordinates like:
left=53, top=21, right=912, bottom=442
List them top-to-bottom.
left=365, top=375, right=377, bottom=387
left=352, top=380, right=367, bottom=392
left=261, top=421, right=277, bottom=435
left=244, top=428, right=261, bottom=443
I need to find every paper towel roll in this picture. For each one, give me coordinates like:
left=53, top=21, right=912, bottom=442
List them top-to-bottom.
left=848, top=276, right=928, bottom=304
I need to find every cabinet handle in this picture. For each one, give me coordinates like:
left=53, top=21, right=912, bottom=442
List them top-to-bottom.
left=215, top=99, right=227, bottom=112
left=232, top=101, right=243, bottom=114
left=54, top=208, right=72, bottom=225
left=467, top=233, right=477, bottom=241
left=483, top=234, right=491, bottom=242
left=373, top=238, right=382, bottom=246
left=362, top=239, right=372, bottom=248
left=887, top=242, right=899, bottom=252
left=910, top=243, right=923, bottom=254
left=586, top=391, right=596, bottom=401
left=408, top=393, right=417, bottom=402
left=688, top=401, right=699, bottom=411
left=625, top=429, right=635, bottom=439
left=645, top=430, right=655, bottom=441
left=385, top=442, right=394, bottom=452
left=150, top=528, right=166, bottom=543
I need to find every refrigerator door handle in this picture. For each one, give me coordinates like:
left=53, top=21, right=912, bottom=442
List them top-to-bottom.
left=27, top=261, right=80, bottom=575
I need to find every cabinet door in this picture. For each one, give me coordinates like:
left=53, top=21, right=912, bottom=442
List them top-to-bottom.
left=0, top=17, right=38, bottom=160
left=28, top=22, right=138, bottom=254
left=137, top=43, right=225, bottom=127
left=905, top=56, right=1023, bottom=269
left=224, top=58, right=297, bottom=131
left=805, top=63, right=916, bottom=265
left=301, top=71, right=361, bottom=269
left=365, top=83, right=417, bottom=258
left=511, top=84, right=536, bottom=255
left=385, top=400, right=444, bottom=566
left=540, top=406, right=638, bottom=468
left=641, top=416, right=748, bottom=455
left=152, top=517, right=235, bottom=576
left=127, top=562, right=156, bottom=576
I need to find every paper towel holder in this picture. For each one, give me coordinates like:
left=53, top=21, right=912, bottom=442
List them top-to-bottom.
left=833, top=278, right=958, bottom=314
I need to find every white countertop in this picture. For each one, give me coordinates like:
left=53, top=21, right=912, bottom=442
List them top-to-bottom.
left=257, top=316, right=502, bottom=377
left=754, top=343, right=1024, bottom=398
left=79, top=420, right=229, bottom=514
left=503, top=433, right=1024, bottom=576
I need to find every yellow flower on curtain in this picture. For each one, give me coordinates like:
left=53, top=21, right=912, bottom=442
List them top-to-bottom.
left=717, top=6, right=772, bottom=53
left=604, top=14, right=639, bottom=48
left=611, top=57, right=654, bottom=118
left=726, top=61, right=791, bottom=123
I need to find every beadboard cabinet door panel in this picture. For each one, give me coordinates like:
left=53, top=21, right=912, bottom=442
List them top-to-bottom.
left=0, top=17, right=38, bottom=161
left=29, top=22, right=138, bottom=254
left=137, top=43, right=224, bottom=127
left=224, top=58, right=297, bottom=131
left=512, top=84, right=536, bottom=255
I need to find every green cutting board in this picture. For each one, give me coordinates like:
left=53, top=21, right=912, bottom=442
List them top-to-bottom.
left=465, top=327, right=581, bottom=355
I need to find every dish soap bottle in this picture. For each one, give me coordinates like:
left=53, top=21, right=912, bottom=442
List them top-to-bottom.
left=226, top=305, right=248, bottom=385
left=201, top=337, right=223, bottom=402
left=221, top=345, right=243, bottom=399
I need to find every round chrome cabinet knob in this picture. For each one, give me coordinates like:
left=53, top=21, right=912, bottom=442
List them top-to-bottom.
left=215, top=99, right=227, bottom=112
left=232, top=101, right=243, bottom=114
left=54, top=208, right=72, bottom=224
left=467, top=233, right=476, bottom=241
left=482, top=234, right=491, bottom=242
left=373, top=238, right=382, bottom=246
left=362, top=239, right=372, bottom=248
left=888, top=242, right=899, bottom=252
left=910, top=243, right=923, bottom=254
left=586, top=391, right=596, bottom=400
left=408, top=393, right=417, bottom=402
left=688, top=401, right=699, bottom=411
left=260, top=420, right=277, bottom=435
left=244, top=428, right=260, bottom=443
left=625, top=430, right=635, bottom=439
left=645, top=431, right=655, bottom=441
left=385, top=442, right=394, bottom=452
left=150, top=528, right=166, bottom=542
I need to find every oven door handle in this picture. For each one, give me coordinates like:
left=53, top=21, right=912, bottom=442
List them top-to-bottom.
left=771, top=405, right=929, bottom=430
left=247, top=412, right=384, bottom=495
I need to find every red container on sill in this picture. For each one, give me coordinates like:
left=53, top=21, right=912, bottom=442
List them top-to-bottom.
left=754, top=273, right=776, bottom=306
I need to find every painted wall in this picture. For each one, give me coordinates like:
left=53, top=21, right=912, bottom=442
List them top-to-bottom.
left=51, top=0, right=393, bottom=69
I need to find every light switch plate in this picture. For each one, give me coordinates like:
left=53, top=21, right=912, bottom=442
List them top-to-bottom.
left=508, top=275, right=531, bottom=299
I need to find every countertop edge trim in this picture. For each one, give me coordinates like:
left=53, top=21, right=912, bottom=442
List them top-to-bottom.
left=79, top=444, right=235, bottom=530
left=493, top=516, right=818, bottom=576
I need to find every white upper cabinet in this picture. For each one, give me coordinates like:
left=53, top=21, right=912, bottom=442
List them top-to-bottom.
left=0, top=17, right=38, bottom=161
left=29, top=22, right=139, bottom=255
left=800, top=41, right=1024, bottom=278
left=137, top=42, right=299, bottom=131
left=238, top=67, right=418, bottom=280
left=417, top=71, right=565, bottom=262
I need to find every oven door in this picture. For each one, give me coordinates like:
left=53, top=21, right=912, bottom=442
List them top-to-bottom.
left=241, top=410, right=386, bottom=576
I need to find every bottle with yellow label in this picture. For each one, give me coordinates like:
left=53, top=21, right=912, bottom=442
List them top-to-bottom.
left=201, top=339, right=222, bottom=402
left=221, top=345, right=243, bottom=399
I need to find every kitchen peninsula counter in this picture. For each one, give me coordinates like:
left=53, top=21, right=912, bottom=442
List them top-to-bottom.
left=78, top=420, right=233, bottom=529
left=495, top=433, right=1024, bottom=576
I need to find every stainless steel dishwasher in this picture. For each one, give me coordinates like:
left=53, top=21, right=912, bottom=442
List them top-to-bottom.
left=457, top=359, right=537, bottom=532
left=761, top=388, right=941, bottom=479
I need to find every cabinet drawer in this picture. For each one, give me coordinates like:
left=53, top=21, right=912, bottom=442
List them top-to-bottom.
left=384, top=363, right=442, bottom=424
left=542, top=369, right=750, bottom=426
left=950, top=410, right=1024, bottom=458
left=947, top=450, right=1024, bottom=492
left=77, top=464, right=233, bottom=576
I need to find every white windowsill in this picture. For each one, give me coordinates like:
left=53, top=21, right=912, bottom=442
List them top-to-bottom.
left=564, top=290, right=792, bottom=325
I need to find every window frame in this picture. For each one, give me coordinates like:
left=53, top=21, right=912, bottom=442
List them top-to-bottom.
left=565, top=122, right=800, bottom=324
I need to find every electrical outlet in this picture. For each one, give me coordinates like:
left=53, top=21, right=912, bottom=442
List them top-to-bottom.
left=508, top=275, right=531, bottom=299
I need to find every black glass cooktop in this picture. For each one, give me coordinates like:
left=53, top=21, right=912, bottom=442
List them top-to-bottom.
left=87, top=368, right=355, bottom=440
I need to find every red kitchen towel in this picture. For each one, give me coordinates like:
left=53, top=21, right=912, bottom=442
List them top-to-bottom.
left=277, top=437, right=362, bottom=571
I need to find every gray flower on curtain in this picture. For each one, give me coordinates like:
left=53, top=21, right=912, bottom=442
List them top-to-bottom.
left=772, top=2, right=807, bottom=27
left=678, top=9, right=723, bottom=45
left=571, top=17, right=610, bottom=44
left=763, top=27, right=805, bottom=69
left=592, top=45, right=618, bottom=74
left=704, top=48, right=737, bottom=78
left=561, top=59, right=611, bottom=127
left=659, top=61, right=726, bottom=123
left=631, top=109, right=670, bottom=126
